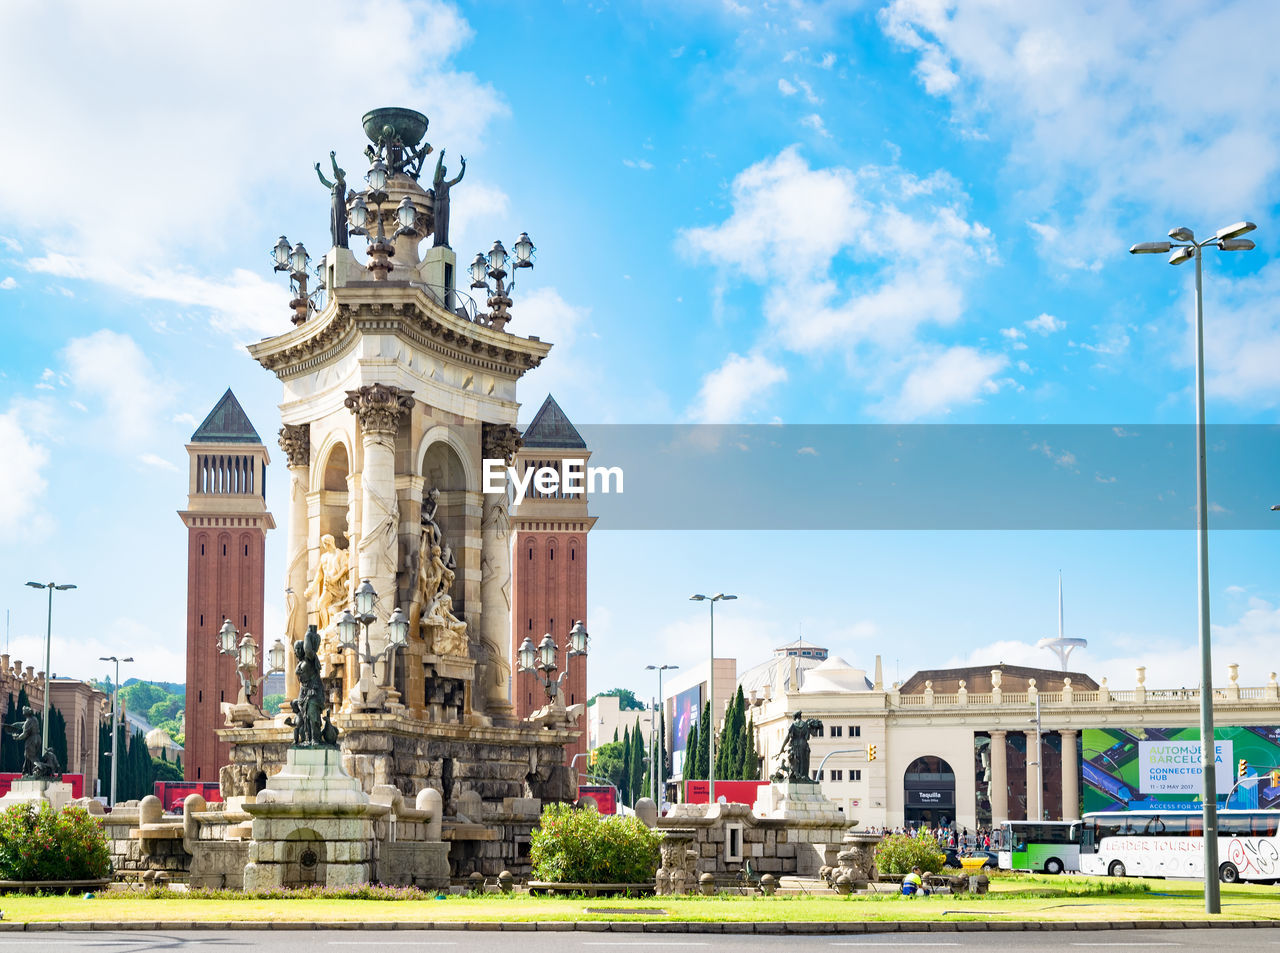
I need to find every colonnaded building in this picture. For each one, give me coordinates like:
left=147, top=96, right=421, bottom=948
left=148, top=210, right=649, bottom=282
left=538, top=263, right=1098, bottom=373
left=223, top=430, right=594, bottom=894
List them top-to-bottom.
left=663, top=639, right=1280, bottom=831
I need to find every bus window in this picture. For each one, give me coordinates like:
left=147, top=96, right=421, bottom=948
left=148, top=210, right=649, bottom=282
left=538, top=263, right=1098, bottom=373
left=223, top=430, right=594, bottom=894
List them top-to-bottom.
left=1253, top=814, right=1278, bottom=837
left=1160, top=815, right=1188, bottom=836
left=1186, top=815, right=1203, bottom=837
left=1220, top=815, right=1252, bottom=837
left=1096, top=816, right=1124, bottom=840
left=1142, top=816, right=1166, bottom=835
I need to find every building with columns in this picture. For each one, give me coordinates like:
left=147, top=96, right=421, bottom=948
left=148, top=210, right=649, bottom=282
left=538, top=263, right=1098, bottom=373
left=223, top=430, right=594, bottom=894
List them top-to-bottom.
left=178, top=389, right=274, bottom=783
left=511, top=394, right=595, bottom=766
left=675, top=641, right=1280, bottom=831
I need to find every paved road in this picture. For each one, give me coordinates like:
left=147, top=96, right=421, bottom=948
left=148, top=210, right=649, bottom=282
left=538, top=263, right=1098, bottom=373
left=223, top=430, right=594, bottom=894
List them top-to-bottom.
left=0, top=929, right=1272, bottom=953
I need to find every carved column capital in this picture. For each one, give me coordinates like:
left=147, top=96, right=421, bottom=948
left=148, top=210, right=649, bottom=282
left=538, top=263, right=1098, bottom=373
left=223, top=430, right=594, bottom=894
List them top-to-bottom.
left=344, top=384, right=415, bottom=435
left=482, top=422, right=523, bottom=466
left=278, top=423, right=311, bottom=468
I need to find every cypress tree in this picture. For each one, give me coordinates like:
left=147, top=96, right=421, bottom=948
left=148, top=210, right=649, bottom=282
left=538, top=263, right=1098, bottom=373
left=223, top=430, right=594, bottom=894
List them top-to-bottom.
left=0, top=692, right=15, bottom=772
left=696, top=700, right=711, bottom=779
left=49, top=706, right=68, bottom=772
left=743, top=715, right=760, bottom=780
left=628, top=718, right=645, bottom=806
left=684, top=720, right=700, bottom=782
left=619, top=724, right=632, bottom=806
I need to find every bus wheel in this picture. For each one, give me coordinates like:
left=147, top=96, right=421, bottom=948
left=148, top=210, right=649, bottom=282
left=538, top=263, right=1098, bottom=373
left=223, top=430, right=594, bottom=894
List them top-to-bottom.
left=1044, top=857, right=1064, bottom=875
left=1108, top=861, right=1126, bottom=878
left=1220, top=863, right=1241, bottom=884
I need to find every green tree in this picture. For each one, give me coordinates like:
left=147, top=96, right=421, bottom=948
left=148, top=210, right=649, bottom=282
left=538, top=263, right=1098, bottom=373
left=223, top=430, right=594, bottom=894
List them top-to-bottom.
left=589, top=688, right=644, bottom=711
left=694, top=700, right=711, bottom=778
left=48, top=706, right=67, bottom=773
left=741, top=715, right=760, bottom=780
left=628, top=719, right=645, bottom=807
left=683, top=719, right=700, bottom=782
left=620, top=725, right=633, bottom=806
left=592, top=740, right=626, bottom=793
left=152, top=755, right=182, bottom=783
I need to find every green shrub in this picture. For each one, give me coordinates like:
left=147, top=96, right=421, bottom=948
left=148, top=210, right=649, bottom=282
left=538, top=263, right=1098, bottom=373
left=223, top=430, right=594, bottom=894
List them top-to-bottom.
left=0, top=803, right=111, bottom=882
left=529, top=803, right=662, bottom=884
left=874, top=829, right=945, bottom=875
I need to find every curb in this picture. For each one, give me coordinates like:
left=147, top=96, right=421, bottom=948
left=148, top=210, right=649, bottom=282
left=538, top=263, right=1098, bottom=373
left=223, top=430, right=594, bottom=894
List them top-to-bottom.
left=0, top=920, right=1275, bottom=933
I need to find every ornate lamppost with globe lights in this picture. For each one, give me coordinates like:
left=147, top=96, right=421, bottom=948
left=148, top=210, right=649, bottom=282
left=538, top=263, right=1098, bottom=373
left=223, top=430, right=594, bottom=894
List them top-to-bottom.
left=347, top=159, right=421, bottom=281
left=469, top=233, right=535, bottom=331
left=333, top=579, right=409, bottom=707
left=217, top=619, right=289, bottom=713
left=518, top=620, right=589, bottom=708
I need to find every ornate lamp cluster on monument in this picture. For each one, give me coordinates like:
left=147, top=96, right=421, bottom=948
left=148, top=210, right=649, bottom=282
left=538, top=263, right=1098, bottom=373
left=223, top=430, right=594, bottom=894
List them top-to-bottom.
left=218, top=108, right=579, bottom=829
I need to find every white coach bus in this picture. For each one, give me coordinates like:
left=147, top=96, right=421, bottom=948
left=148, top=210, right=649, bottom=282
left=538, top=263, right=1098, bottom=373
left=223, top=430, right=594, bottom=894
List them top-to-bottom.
left=1078, top=809, right=1280, bottom=883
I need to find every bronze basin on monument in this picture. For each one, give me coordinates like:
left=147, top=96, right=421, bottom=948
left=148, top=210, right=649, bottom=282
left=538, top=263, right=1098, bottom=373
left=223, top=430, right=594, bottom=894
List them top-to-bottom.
left=362, top=107, right=428, bottom=146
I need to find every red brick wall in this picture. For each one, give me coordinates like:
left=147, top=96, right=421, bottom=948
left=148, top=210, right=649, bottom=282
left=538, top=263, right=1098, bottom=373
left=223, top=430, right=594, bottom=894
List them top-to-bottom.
left=183, top=523, right=266, bottom=785
left=511, top=529, right=587, bottom=767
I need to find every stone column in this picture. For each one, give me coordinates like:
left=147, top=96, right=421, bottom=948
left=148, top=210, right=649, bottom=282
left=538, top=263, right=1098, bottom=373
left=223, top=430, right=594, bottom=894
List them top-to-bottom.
left=345, top=384, right=415, bottom=708
left=480, top=423, right=521, bottom=724
left=278, top=424, right=310, bottom=703
left=1024, top=729, right=1042, bottom=821
left=1060, top=729, right=1079, bottom=820
left=990, top=730, right=1008, bottom=824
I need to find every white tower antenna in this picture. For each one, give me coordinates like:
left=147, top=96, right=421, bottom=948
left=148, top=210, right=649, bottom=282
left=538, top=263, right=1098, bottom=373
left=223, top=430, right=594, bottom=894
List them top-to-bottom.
left=1037, top=570, right=1087, bottom=671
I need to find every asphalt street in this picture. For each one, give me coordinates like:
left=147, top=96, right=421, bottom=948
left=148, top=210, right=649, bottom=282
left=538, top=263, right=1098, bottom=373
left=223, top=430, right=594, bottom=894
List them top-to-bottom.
left=0, top=929, right=1273, bottom=953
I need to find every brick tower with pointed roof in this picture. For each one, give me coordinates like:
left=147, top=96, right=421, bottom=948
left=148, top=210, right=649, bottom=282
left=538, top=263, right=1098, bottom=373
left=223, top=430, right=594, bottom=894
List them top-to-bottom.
left=178, top=389, right=275, bottom=785
left=511, top=395, right=595, bottom=769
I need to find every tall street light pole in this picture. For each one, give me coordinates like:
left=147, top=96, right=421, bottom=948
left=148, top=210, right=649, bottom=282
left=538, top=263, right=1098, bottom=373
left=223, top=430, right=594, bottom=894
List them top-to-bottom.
left=1131, top=220, right=1256, bottom=915
left=25, top=581, right=76, bottom=752
left=689, top=593, right=736, bottom=805
left=98, top=655, right=133, bottom=806
left=645, top=663, right=678, bottom=813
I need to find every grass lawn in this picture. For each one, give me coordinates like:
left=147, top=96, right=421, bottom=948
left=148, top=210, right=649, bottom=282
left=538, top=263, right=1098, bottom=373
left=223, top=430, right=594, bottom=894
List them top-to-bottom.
left=0, top=877, right=1276, bottom=924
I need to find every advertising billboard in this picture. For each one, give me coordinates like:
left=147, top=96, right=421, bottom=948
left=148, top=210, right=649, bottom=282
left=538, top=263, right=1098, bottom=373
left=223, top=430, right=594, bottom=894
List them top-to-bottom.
left=671, top=685, right=702, bottom=753
left=1083, top=726, right=1280, bottom=813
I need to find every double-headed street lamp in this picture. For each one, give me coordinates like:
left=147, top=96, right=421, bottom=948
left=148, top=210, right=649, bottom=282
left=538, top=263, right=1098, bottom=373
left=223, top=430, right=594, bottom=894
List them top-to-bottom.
left=1130, top=219, right=1256, bottom=915
left=469, top=233, right=535, bottom=331
left=271, top=237, right=314, bottom=326
left=334, top=580, right=409, bottom=703
left=26, top=581, right=76, bottom=753
left=689, top=593, right=736, bottom=804
left=216, top=619, right=288, bottom=711
left=518, top=620, right=589, bottom=706
left=98, top=654, right=132, bottom=806
left=645, top=663, right=678, bottom=813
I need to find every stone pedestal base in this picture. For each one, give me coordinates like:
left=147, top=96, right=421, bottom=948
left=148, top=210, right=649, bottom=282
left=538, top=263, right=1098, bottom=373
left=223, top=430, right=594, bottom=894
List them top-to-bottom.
left=242, top=747, right=388, bottom=891
left=0, top=778, right=73, bottom=812
left=753, top=781, right=846, bottom=824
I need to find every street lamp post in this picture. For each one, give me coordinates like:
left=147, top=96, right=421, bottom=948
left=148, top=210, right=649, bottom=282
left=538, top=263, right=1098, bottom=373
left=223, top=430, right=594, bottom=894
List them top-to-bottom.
left=1131, top=220, right=1256, bottom=914
left=469, top=233, right=535, bottom=331
left=334, top=580, right=410, bottom=706
left=26, top=581, right=76, bottom=753
left=689, top=593, right=736, bottom=804
left=216, top=619, right=289, bottom=711
left=518, top=621, right=589, bottom=708
left=98, top=654, right=132, bottom=806
left=645, top=663, right=678, bottom=813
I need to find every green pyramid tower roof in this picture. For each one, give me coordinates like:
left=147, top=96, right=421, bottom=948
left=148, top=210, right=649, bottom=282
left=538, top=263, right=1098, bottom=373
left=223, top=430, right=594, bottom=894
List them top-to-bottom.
left=191, top=388, right=262, bottom=444
left=521, top=394, right=586, bottom=450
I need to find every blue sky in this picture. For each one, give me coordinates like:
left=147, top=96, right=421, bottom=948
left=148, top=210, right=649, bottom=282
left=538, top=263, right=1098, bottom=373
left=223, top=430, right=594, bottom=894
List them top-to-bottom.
left=1, top=0, right=1278, bottom=697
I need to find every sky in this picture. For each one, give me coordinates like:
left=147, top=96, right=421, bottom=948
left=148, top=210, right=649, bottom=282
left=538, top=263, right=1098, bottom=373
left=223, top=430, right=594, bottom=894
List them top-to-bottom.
left=1, top=0, right=1279, bottom=700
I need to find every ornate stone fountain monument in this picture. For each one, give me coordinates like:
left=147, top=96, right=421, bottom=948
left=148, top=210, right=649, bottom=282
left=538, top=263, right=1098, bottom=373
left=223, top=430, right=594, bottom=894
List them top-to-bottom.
left=217, top=107, right=579, bottom=879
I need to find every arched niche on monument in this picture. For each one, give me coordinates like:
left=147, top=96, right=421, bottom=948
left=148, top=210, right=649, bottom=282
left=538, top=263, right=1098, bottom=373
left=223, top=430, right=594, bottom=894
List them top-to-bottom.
left=420, top=438, right=470, bottom=609
left=317, top=441, right=352, bottom=552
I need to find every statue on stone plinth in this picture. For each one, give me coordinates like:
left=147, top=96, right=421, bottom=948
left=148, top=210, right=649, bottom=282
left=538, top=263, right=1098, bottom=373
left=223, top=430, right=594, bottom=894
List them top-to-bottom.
left=431, top=150, right=465, bottom=249
left=315, top=151, right=350, bottom=249
left=306, top=533, right=350, bottom=633
left=424, top=591, right=469, bottom=657
left=289, top=625, right=336, bottom=747
left=5, top=706, right=43, bottom=777
left=774, top=711, right=822, bottom=783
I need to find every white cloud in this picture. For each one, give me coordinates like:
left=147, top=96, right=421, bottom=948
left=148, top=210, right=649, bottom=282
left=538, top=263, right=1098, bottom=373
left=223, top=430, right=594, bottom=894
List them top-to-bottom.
left=0, top=0, right=504, bottom=334
left=882, top=2, right=1280, bottom=247
left=778, top=78, right=798, bottom=96
left=800, top=113, right=831, bottom=137
left=680, top=147, right=998, bottom=418
left=623, top=158, right=654, bottom=170
left=0, top=276, right=15, bottom=290
left=1026, top=313, right=1065, bottom=335
left=1000, top=327, right=1024, bottom=341
left=61, top=329, right=169, bottom=443
left=877, top=346, right=1007, bottom=419
left=689, top=352, right=788, bottom=423
left=0, top=410, right=48, bottom=536
left=139, top=453, right=179, bottom=472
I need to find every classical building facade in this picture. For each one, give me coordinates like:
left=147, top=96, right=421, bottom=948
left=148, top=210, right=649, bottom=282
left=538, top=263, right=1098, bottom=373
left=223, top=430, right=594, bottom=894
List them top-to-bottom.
left=178, top=390, right=275, bottom=783
left=511, top=395, right=595, bottom=766
left=665, top=641, right=1280, bottom=831
left=47, top=677, right=107, bottom=794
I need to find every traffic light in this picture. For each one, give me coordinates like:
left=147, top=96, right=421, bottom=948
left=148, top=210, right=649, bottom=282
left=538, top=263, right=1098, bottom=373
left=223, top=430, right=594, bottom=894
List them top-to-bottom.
left=868, top=744, right=878, bottom=762
left=590, top=748, right=599, bottom=768
left=1239, top=758, right=1249, bottom=779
